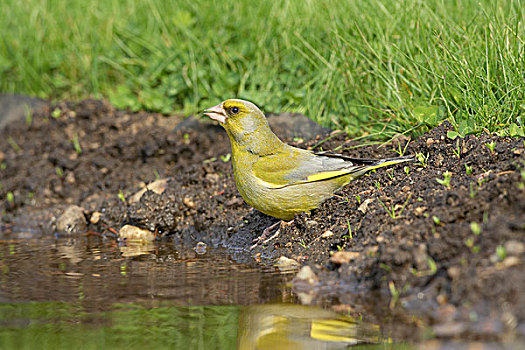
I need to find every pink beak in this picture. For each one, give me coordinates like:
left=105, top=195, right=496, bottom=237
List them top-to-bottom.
left=204, top=103, right=226, bottom=124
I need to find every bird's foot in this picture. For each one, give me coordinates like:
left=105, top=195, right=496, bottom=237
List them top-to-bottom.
left=250, top=220, right=293, bottom=250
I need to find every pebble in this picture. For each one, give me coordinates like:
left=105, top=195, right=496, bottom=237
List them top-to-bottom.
left=129, top=178, right=170, bottom=204
left=183, top=196, right=196, bottom=209
left=358, top=198, right=374, bottom=214
left=56, top=205, right=87, bottom=234
left=90, top=211, right=102, bottom=224
left=118, top=224, right=155, bottom=242
left=320, top=230, right=333, bottom=239
left=504, top=240, right=525, bottom=256
left=194, top=242, right=207, bottom=255
left=330, top=251, right=360, bottom=265
left=275, top=256, right=299, bottom=271
left=292, top=266, right=318, bottom=286
left=447, top=266, right=461, bottom=279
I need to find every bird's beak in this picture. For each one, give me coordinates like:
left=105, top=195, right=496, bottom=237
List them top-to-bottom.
left=204, top=103, right=227, bottom=124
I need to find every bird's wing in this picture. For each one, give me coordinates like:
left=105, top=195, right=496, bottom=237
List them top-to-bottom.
left=251, top=147, right=368, bottom=189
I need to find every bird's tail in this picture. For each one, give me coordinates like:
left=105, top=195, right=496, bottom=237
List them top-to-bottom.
left=351, top=155, right=414, bottom=177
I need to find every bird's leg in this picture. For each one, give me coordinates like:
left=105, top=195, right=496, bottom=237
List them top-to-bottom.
left=250, top=220, right=293, bottom=250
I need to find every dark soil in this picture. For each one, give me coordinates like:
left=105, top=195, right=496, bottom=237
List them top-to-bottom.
left=1, top=98, right=524, bottom=342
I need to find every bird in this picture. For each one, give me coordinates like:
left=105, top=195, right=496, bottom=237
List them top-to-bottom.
left=204, top=99, right=412, bottom=243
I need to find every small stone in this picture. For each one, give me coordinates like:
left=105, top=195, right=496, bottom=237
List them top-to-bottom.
left=426, top=138, right=434, bottom=145
left=65, top=172, right=75, bottom=184
left=183, top=196, right=196, bottom=209
left=358, top=198, right=374, bottom=214
left=56, top=205, right=87, bottom=234
left=414, top=206, right=427, bottom=216
left=90, top=211, right=102, bottom=224
left=306, top=220, right=319, bottom=228
left=118, top=224, right=155, bottom=242
left=320, top=230, right=333, bottom=239
left=376, top=236, right=385, bottom=243
left=504, top=240, right=525, bottom=256
left=195, top=242, right=207, bottom=255
left=413, top=244, right=428, bottom=271
left=330, top=251, right=360, bottom=265
left=275, top=256, right=299, bottom=271
left=502, top=256, right=520, bottom=268
left=292, top=266, right=318, bottom=286
left=447, top=266, right=461, bottom=279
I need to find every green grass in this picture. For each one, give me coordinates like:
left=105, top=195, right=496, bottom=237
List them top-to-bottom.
left=1, top=0, right=524, bottom=139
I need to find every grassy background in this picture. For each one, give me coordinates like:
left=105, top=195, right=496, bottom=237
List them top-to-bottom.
left=1, top=0, right=524, bottom=139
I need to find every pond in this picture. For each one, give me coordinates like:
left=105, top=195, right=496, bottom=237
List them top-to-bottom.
left=0, top=234, right=411, bottom=349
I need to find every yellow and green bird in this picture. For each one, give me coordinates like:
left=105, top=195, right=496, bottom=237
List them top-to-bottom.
left=204, top=99, right=412, bottom=221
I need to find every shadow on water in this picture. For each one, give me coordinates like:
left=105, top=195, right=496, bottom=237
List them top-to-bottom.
left=0, top=235, right=405, bottom=349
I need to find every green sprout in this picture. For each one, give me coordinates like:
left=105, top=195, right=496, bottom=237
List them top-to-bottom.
left=24, top=104, right=32, bottom=126
left=51, top=108, right=61, bottom=119
left=72, top=133, right=82, bottom=154
left=7, top=137, right=22, bottom=153
left=452, top=139, right=461, bottom=159
left=392, top=141, right=409, bottom=157
left=485, top=141, right=496, bottom=154
left=415, top=152, right=429, bottom=168
left=220, top=153, right=231, bottom=162
left=465, top=164, right=473, bottom=176
left=404, top=166, right=410, bottom=176
left=55, top=167, right=64, bottom=177
left=153, top=169, right=161, bottom=180
left=436, top=171, right=452, bottom=188
left=374, top=180, right=381, bottom=190
left=469, top=182, right=478, bottom=198
left=118, top=189, right=126, bottom=203
left=7, top=191, right=14, bottom=204
left=355, top=194, right=361, bottom=204
left=378, top=194, right=412, bottom=219
left=432, top=216, right=441, bottom=225
left=470, top=222, right=481, bottom=235
left=496, top=245, right=507, bottom=261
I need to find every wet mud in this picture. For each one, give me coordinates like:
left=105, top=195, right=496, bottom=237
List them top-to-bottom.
left=1, top=98, right=524, bottom=342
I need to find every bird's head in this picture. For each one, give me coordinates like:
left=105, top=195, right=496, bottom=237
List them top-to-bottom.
left=204, top=99, right=277, bottom=146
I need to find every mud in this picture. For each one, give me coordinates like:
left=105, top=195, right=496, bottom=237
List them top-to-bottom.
left=1, top=98, right=524, bottom=342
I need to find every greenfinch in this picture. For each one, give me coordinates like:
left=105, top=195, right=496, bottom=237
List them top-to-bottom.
left=204, top=99, right=412, bottom=221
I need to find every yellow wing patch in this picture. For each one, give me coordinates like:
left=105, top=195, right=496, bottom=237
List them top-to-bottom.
left=306, top=169, right=352, bottom=182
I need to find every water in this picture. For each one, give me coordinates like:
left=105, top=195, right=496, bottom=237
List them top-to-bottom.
left=0, top=234, right=400, bottom=349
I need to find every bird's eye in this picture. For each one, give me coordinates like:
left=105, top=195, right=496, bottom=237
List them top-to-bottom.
left=231, top=106, right=239, bottom=114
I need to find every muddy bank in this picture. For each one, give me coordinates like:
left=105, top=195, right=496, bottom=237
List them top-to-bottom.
left=1, top=98, right=524, bottom=342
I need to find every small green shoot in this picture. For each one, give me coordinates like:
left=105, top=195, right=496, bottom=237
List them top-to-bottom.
left=51, top=108, right=61, bottom=119
left=72, top=133, right=82, bottom=154
left=7, top=137, right=22, bottom=153
left=452, top=139, right=461, bottom=159
left=392, top=141, right=409, bottom=157
left=485, top=141, right=496, bottom=154
left=415, top=152, right=429, bottom=168
left=220, top=153, right=231, bottom=162
left=0, top=162, right=6, bottom=170
left=465, top=164, right=473, bottom=176
left=404, top=166, right=410, bottom=176
left=55, top=167, right=64, bottom=177
left=153, top=169, right=161, bottom=180
left=386, top=169, right=394, bottom=180
left=436, top=171, right=452, bottom=188
left=374, top=180, right=381, bottom=190
left=469, top=182, right=478, bottom=198
left=118, top=189, right=126, bottom=202
left=7, top=191, right=14, bottom=204
left=355, top=194, right=361, bottom=205
left=378, top=194, right=412, bottom=219
left=432, top=216, right=441, bottom=225
left=346, top=219, right=353, bottom=239
left=470, top=222, right=481, bottom=236
left=465, top=237, right=474, bottom=248
left=298, top=239, right=308, bottom=249
left=496, top=245, right=507, bottom=261
left=427, top=257, right=437, bottom=275
left=388, top=281, right=400, bottom=309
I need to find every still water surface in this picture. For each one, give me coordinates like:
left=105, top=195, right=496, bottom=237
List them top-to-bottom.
left=0, top=235, right=407, bottom=349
